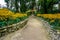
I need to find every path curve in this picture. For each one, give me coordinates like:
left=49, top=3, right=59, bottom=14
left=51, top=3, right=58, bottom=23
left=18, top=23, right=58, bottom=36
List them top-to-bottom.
left=1, top=16, right=51, bottom=40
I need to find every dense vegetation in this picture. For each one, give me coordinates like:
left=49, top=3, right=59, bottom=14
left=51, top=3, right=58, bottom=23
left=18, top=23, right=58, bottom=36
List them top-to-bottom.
left=0, top=0, right=60, bottom=30
left=4, top=0, right=60, bottom=13
left=0, top=8, right=27, bottom=27
left=37, top=14, right=60, bottom=30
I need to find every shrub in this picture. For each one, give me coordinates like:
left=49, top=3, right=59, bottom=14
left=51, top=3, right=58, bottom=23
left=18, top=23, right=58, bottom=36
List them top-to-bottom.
left=0, top=8, right=27, bottom=27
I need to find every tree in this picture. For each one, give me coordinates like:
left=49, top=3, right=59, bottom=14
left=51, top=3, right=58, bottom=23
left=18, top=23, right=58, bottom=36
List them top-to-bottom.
left=4, top=0, right=60, bottom=13
left=5, top=0, right=9, bottom=8
left=15, top=0, right=19, bottom=12
left=19, top=0, right=27, bottom=12
left=38, top=0, right=59, bottom=13
left=58, top=1, right=60, bottom=12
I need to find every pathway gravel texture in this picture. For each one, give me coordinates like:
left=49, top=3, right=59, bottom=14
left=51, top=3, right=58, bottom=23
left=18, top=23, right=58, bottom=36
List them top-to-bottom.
left=1, top=16, right=51, bottom=40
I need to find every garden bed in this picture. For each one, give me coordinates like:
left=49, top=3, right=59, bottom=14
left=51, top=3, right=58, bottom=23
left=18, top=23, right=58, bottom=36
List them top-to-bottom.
left=0, top=8, right=28, bottom=27
left=37, top=14, right=60, bottom=31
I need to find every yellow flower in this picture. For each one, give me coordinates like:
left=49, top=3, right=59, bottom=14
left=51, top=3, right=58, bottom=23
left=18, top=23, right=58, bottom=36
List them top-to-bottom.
left=0, top=8, right=27, bottom=20
left=37, top=14, right=60, bottom=19
left=50, top=20, right=55, bottom=23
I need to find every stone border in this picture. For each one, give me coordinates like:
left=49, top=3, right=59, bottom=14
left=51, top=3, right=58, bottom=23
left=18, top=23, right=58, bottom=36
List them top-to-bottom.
left=37, top=16, right=60, bottom=40
left=0, top=19, right=28, bottom=37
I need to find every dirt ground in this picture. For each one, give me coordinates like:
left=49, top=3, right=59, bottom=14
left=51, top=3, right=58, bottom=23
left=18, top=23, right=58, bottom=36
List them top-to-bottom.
left=1, top=16, right=51, bottom=40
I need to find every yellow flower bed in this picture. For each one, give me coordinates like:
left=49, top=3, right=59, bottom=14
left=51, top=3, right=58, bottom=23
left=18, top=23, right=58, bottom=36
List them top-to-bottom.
left=0, top=8, right=27, bottom=20
left=12, top=13, right=27, bottom=19
left=37, top=14, right=60, bottom=19
left=37, top=14, right=60, bottom=24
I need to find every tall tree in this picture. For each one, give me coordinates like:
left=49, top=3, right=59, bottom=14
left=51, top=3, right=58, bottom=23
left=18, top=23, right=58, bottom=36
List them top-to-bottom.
left=5, top=0, right=9, bottom=8
left=15, top=0, right=19, bottom=12
left=19, top=0, right=27, bottom=12
left=30, top=0, right=36, bottom=10
left=38, top=0, right=59, bottom=13
left=58, top=1, right=60, bottom=12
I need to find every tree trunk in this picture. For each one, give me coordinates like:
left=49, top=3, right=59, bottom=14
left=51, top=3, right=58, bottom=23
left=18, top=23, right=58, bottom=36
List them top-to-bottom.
left=15, top=0, right=19, bottom=13
left=43, top=0, right=47, bottom=13
left=7, top=2, right=9, bottom=8
left=59, top=2, right=60, bottom=13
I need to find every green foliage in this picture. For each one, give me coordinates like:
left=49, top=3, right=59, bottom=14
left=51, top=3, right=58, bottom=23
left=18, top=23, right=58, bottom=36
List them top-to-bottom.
left=4, top=0, right=60, bottom=13
left=38, top=0, right=59, bottom=13
left=0, top=16, right=28, bottom=27
left=43, top=18, right=60, bottom=30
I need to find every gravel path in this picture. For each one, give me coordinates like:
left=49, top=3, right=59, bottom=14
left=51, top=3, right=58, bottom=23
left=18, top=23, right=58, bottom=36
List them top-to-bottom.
left=1, top=16, right=51, bottom=40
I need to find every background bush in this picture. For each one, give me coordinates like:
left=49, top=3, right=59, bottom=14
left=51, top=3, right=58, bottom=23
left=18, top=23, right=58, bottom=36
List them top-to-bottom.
left=0, top=8, right=28, bottom=27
